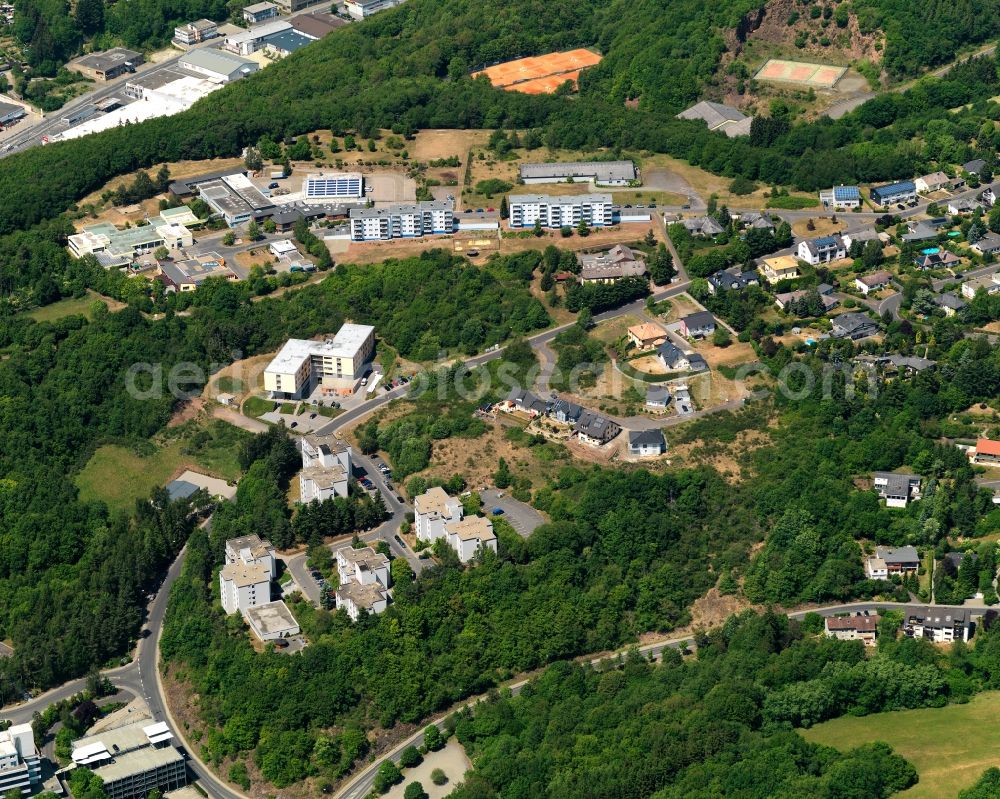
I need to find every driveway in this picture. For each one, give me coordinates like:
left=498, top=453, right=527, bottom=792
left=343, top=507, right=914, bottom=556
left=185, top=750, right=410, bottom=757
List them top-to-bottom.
left=479, top=489, right=545, bottom=538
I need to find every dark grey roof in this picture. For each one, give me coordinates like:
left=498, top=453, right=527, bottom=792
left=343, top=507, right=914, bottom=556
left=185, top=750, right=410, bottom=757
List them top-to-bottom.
left=964, top=159, right=987, bottom=174
left=519, top=160, right=636, bottom=182
left=708, top=268, right=759, bottom=291
left=936, top=292, right=967, bottom=310
left=682, top=310, right=715, bottom=330
left=831, top=312, right=879, bottom=339
left=657, top=341, right=687, bottom=368
left=687, top=354, right=708, bottom=372
left=888, top=354, right=935, bottom=371
left=645, top=385, right=671, bottom=403
left=552, top=398, right=584, bottom=421
left=575, top=410, right=619, bottom=440
left=628, top=429, right=665, bottom=448
left=873, top=471, right=922, bottom=496
left=166, top=479, right=199, bottom=500
left=875, top=545, right=919, bottom=565
left=944, top=551, right=976, bottom=569
left=906, top=605, right=968, bottom=626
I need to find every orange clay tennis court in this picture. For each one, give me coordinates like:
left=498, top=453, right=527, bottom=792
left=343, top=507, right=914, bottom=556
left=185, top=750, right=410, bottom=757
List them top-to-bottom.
left=473, top=49, right=602, bottom=93
left=755, top=58, right=847, bottom=88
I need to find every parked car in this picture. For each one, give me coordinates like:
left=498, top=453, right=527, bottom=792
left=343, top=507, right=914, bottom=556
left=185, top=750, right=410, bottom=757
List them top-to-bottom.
left=269, top=182, right=279, bottom=189
left=492, top=507, right=505, bottom=515
left=273, top=639, right=289, bottom=649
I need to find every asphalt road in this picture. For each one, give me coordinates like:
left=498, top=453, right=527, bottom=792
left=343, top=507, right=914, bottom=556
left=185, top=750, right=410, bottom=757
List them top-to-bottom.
left=333, top=599, right=983, bottom=799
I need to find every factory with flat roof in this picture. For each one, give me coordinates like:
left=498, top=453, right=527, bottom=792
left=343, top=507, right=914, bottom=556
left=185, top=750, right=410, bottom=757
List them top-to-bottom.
left=197, top=173, right=275, bottom=226
left=264, top=324, right=376, bottom=398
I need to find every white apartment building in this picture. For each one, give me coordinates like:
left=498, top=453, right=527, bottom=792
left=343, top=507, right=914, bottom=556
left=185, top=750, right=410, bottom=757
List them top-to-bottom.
left=173, top=18, right=218, bottom=45
left=303, top=172, right=364, bottom=200
left=507, top=194, right=613, bottom=229
left=349, top=201, right=454, bottom=241
left=263, top=324, right=376, bottom=398
left=301, top=433, right=352, bottom=472
left=299, top=464, right=348, bottom=502
left=414, top=486, right=463, bottom=543
left=445, top=516, right=497, bottom=563
left=224, top=534, right=276, bottom=580
left=335, top=545, right=391, bottom=620
left=336, top=546, right=390, bottom=589
left=219, top=562, right=271, bottom=615
left=0, top=725, right=40, bottom=796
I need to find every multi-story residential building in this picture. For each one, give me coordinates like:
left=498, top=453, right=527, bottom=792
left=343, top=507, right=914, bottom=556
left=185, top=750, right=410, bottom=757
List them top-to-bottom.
left=172, top=18, right=218, bottom=45
left=223, top=19, right=293, bottom=55
left=303, top=172, right=364, bottom=200
left=819, top=185, right=861, bottom=208
left=507, top=194, right=613, bottom=229
left=349, top=201, right=454, bottom=240
left=797, top=235, right=846, bottom=265
left=577, top=244, right=647, bottom=283
left=263, top=324, right=376, bottom=398
left=301, top=433, right=352, bottom=472
left=299, top=464, right=349, bottom=502
left=414, top=486, right=463, bottom=543
left=444, top=516, right=497, bottom=564
left=225, top=534, right=276, bottom=579
left=335, top=545, right=391, bottom=620
left=336, top=546, right=390, bottom=589
left=219, top=562, right=271, bottom=615
left=336, top=582, right=390, bottom=620
left=904, top=606, right=972, bottom=643
left=824, top=613, right=879, bottom=646
left=70, top=721, right=186, bottom=799
left=0, top=725, right=40, bottom=796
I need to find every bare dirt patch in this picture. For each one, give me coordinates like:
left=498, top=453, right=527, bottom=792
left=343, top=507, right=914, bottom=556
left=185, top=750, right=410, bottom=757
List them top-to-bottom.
left=791, top=216, right=847, bottom=238
left=167, top=397, right=206, bottom=428
left=666, top=428, right=771, bottom=481
left=687, top=587, right=763, bottom=630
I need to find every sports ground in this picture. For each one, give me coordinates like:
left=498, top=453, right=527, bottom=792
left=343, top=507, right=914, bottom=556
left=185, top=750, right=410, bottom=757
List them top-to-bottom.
left=472, top=49, right=602, bottom=94
left=755, top=58, right=847, bottom=88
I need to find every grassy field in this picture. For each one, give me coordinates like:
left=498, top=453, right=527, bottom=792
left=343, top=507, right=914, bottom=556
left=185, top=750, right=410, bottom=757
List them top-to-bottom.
left=27, top=291, right=124, bottom=323
left=76, top=421, right=246, bottom=513
left=801, top=691, right=1000, bottom=798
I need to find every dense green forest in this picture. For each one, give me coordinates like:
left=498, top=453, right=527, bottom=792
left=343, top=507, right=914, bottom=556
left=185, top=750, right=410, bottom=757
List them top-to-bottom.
left=447, top=610, right=1000, bottom=799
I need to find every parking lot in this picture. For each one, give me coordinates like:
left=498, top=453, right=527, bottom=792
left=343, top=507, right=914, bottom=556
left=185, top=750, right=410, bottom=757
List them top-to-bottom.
left=479, top=489, right=545, bottom=538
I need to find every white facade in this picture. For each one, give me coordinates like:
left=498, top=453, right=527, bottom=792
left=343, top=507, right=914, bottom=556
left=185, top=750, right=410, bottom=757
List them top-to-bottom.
left=345, top=0, right=402, bottom=18
left=224, top=19, right=292, bottom=54
left=303, top=172, right=364, bottom=200
left=508, top=194, right=613, bottom=229
left=349, top=201, right=454, bottom=241
left=263, top=324, right=376, bottom=398
left=299, top=465, right=348, bottom=502
left=414, top=486, right=463, bottom=543
left=444, top=516, right=497, bottom=563
left=225, top=534, right=276, bottom=580
left=335, top=545, right=391, bottom=620
left=219, top=562, right=270, bottom=615
left=0, top=725, right=40, bottom=796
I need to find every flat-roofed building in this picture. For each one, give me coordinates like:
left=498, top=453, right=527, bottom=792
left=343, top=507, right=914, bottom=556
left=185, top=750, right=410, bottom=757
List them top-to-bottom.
left=344, top=0, right=402, bottom=18
left=243, top=1, right=279, bottom=23
left=173, top=18, right=218, bottom=45
left=223, top=19, right=292, bottom=54
left=68, top=48, right=144, bottom=81
left=179, top=48, right=258, bottom=83
left=0, top=101, right=25, bottom=127
left=518, top=160, right=636, bottom=185
left=197, top=172, right=275, bottom=226
left=303, top=172, right=364, bottom=200
left=819, top=185, right=861, bottom=208
left=508, top=194, right=613, bottom=229
left=349, top=201, right=454, bottom=240
left=68, top=215, right=194, bottom=261
left=157, top=253, right=238, bottom=292
left=264, top=324, right=376, bottom=398
left=300, top=433, right=352, bottom=472
left=300, top=463, right=348, bottom=502
left=414, top=486, right=463, bottom=543
left=445, top=516, right=497, bottom=563
left=225, top=534, right=276, bottom=579
left=336, top=546, right=390, bottom=588
left=219, top=562, right=270, bottom=614
left=336, top=581, right=389, bottom=620
left=244, top=600, right=300, bottom=640
left=70, top=721, right=186, bottom=799
left=0, top=724, right=40, bottom=796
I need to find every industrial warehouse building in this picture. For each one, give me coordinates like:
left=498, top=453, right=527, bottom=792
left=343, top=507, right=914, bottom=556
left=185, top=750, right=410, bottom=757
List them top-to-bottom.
left=68, top=48, right=144, bottom=81
left=178, top=48, right=259, bottom=83
left=518, top=160, right=636, bottom=185
left=303, top=172, right=364, bottom=200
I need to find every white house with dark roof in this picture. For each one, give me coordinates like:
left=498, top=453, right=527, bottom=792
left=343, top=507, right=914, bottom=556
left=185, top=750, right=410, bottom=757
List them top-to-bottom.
left=681, top=216, right=725, bottom=238
left=797, top=235, right=846, bottom=265
left=855, top=270, right=893, bottom=296
left=679, top=310, right=716, bottom=338
left=575, top=410, right=621, bottom=446
left=628, top=429, right=666, bottom=457
left=873, top=472, right=922, bottom=508
left=865, top=545, right=919, bottom=579
left=904, top=606, right=972, bottom=643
